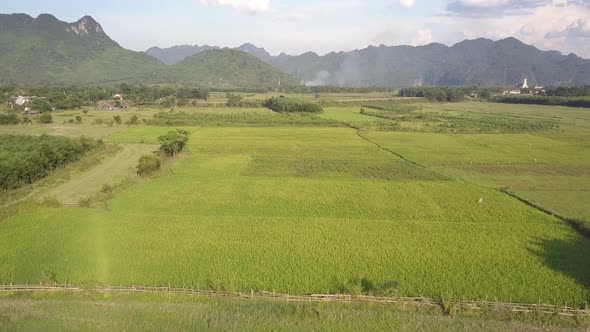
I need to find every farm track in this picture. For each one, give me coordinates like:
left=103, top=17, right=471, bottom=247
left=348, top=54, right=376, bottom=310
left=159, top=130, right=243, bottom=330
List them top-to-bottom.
left=0, top=284, right=588, bottom=317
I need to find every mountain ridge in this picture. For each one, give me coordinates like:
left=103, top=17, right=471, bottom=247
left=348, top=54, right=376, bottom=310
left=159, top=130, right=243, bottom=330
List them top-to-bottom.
left=0, top=13, right=293, bottom=87
left=146, top=37, right=590, bottom=87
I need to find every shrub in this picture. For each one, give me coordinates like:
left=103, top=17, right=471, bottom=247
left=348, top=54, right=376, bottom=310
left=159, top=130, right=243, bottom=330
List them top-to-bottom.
left=264, top=97, right=323, bottom=113
left=82, top=110, right=89, bottom=114
left=0, top=113, right=20, bottom=125
left=38, top=113, right=53, bottom=124
left=113, top=115, right=122, bottom=125
left=125, top=115, right=139, bottom=125
left=75, top=116, right=82, bottom=124
left=93, top=118, right=104, bottom=125
left=158, top=129, right=191, bottom=156
left=137, top=154, right=161, bottom=176
left=100, top=184, right=113, bottom=194
left=78, top=196, right=92, bottom=208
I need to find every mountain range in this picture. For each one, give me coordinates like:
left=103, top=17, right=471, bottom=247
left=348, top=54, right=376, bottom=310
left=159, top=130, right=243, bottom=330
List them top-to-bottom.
left=0, top=13, right=295, bottom=87
left=1, top=13, right=589, bottom=87
left=148, top=39, right=590, bottom=87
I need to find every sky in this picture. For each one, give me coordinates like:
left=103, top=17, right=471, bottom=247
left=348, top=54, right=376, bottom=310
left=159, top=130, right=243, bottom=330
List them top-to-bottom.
left=4, top=0, right=590, bottom=58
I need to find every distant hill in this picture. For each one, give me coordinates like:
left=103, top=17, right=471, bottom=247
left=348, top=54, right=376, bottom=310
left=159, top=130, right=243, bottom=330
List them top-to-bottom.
left=0, top=14, right=294, bottom=88
left=0, top=14, right=164, bottom=85
left=148, top=38, right=590, bottom=87
left=146, top=43, right=274, bottom=65
left=146, top=45, right=218, bottom=65
left=160, top=49, right=298, bottom=88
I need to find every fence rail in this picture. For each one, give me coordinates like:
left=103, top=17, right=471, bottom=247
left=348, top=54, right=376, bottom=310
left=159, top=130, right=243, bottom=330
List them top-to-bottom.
left=0, top=284, right=588, bottom=317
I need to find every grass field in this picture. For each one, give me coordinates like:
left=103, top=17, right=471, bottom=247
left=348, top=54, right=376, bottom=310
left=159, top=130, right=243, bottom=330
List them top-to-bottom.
left=1, top=99, right=589, bottom=327
left=0, top=127, right=588, bottom=306
left=47, top=144, right=158, bottom=204
left=0, top=291, right=585, bottom=331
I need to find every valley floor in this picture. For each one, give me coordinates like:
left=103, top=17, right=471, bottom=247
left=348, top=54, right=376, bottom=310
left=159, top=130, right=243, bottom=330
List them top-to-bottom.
left=1, top=100, right=589, bottom=329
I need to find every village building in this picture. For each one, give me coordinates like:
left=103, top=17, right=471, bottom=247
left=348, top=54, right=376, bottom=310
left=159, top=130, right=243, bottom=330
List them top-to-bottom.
left=8, top=96, right=32, bottom=109
left=98, top=100, right=129, bottom=110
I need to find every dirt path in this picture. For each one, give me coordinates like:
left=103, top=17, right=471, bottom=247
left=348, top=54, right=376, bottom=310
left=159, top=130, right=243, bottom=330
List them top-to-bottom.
left=48, top=144, right=157, bottom=204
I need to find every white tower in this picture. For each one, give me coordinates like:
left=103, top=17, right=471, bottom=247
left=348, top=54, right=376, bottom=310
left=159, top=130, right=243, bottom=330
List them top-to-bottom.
left=522, top=78, right=529, bottom=89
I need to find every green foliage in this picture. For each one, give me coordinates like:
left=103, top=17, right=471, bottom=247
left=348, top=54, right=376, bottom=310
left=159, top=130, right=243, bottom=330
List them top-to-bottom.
left=226, top=93, right=243, bottom=107
left=493, top=95, right=590, bottom=108
left=160, top=96, right=177, bottom=109
left=264, top=97, right=323, bottom=113
left=29, top=99, right=52, bottom=112
left=0, top=113, right=19, bottom=125
left=38, top=113, right=53, bottom=124
left=75, top=115, right=82, bottom=124
left=113, top=115, right=122, bottom=125
left=126, top=115, right=139, bottom=126
left=158, top=129, right=191, bottom=156
left=0, top=134, right=98, bottom=190
left=136, top=154, right=161, bottom=176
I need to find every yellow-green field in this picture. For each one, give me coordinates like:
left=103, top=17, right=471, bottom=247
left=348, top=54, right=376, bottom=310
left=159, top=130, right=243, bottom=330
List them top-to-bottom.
left=0, top=100, right=589, bottom=329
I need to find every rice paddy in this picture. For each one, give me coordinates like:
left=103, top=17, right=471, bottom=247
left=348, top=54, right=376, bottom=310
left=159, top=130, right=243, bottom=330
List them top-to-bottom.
left=0, top=100, right=589, bottom=316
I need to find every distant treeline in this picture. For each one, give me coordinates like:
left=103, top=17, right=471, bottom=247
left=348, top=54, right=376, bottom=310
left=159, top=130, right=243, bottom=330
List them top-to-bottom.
left=0, top=85, right=210, bottom=110
left=544, top=85, right=590, bottom=97
left=398, top=86, right=501, bottom=102
left=492, top=95, right=590, bottom=108
left=264, top=97, right=323, bottom=113
left=0, top=135, right=100, bottom=190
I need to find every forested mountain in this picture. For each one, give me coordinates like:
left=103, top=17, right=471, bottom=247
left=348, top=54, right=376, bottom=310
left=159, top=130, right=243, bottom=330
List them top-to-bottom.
left=0, top=13, right=164, bottom=85
left=1, top=13, right=589, bottom=87
left=0, top=14, right=293, bottom=88
left=149, top=38, right=590, bottom=87
left=162, top=49, right=298, bottom=88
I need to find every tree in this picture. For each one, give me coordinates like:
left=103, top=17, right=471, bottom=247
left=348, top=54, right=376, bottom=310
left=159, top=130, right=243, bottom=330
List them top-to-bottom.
left=29, top=99, right=52, bottom=113
left=38, top=113, right=53, bottom=124
left=75, top=115, right=82, bottom=124
left=113, top=115, right=122, bottom=125
left=158, top=129, right=191, bottom=156
left=137, top=154, right=161, bottom=176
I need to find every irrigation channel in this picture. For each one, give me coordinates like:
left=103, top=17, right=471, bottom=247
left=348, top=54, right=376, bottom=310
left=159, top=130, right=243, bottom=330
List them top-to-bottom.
left=0, top=284, right=588, bottom=317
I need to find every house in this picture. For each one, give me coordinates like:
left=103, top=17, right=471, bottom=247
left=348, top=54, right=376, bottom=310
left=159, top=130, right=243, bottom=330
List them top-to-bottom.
left=113, top=93, right=124, bottom=100
left=8, top=96, right=32, bottom=109
left=98, top=100, right=129, bottom=110
left=24, top=109, right=40, bottom=116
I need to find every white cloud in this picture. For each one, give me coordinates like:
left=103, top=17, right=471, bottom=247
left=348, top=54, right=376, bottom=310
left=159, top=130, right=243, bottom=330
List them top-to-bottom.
left=199, top=0, right=272, bottom=12
left=400, top=0, right=416, bottom=9
left=546, top=17, right=590, bottom=38
left=411, top=29, right=433, bottom=45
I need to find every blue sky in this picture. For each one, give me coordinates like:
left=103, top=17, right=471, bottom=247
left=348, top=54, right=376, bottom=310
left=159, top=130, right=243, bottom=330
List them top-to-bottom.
left=3, top=0, right=590, bottom=57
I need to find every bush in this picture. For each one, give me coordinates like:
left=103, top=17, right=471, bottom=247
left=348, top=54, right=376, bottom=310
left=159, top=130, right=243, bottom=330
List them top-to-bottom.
left=264, top=97, right=323, bottom=113
left=82, top=110, right=89, bottom=114
left=0, top=113, right=20, bottom=125
left=38, top=113, right=53, bottom=124
left=113, top=115, right=122, bottom=125
left=125, top=115, right=139, bottom=125
left=75, top=116, right=82, bottom=124
left=137, top=154, right=161, bottom=176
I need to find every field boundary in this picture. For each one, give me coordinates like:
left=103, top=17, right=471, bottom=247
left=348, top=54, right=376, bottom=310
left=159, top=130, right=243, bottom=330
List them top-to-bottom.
left=500, top=189, right=590, bottom=238
left=0, top=284, right=588, bottom=317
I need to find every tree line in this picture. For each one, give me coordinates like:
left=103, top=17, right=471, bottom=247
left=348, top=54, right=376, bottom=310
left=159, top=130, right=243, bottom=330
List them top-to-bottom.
left=0, top=85, right=211, bottom=111
left=398, top=86, right=500, bottom=102
left=0, top=135, right=100, bottom=190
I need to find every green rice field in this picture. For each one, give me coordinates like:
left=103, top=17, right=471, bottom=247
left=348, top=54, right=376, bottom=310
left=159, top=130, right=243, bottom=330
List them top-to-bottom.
left=0, top=100, right=589, bottom=322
